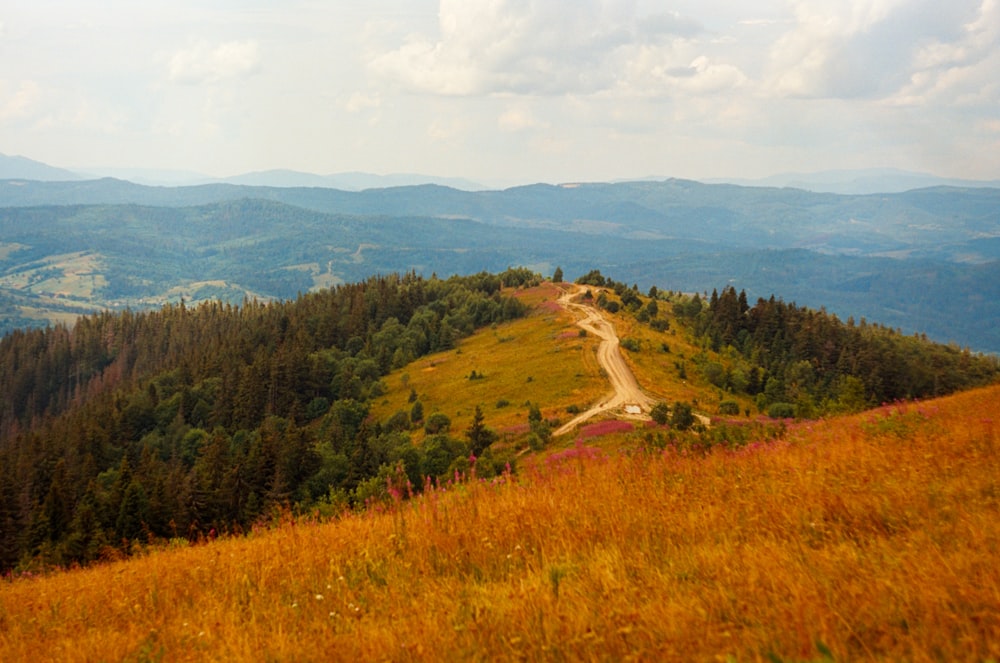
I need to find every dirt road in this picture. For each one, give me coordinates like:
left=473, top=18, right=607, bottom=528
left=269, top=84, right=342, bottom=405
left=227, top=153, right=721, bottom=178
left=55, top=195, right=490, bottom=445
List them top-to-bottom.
left=554, top=285, right=656, bottom=436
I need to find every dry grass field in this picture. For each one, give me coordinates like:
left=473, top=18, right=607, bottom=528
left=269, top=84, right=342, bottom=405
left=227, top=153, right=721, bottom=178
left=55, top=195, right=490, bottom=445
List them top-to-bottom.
left=2, top=380, right=998, bottom=661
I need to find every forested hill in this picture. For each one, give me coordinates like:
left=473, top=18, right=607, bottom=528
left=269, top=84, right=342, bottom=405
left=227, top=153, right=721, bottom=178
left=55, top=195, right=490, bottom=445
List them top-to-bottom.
left=1, top=268, right=998, bottom=572
left=0, top=269, right=536, bottom=570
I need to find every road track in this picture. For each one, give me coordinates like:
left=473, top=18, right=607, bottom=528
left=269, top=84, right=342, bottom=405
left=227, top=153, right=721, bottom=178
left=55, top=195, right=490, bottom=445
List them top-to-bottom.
left=553, top=285, right=656, bottom=436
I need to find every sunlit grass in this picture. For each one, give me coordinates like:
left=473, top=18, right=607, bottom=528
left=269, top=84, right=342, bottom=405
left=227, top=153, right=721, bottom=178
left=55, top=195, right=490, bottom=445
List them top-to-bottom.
left=372, top=283, right=609, bottom=439
left=3, top=385, right=998, bottom=661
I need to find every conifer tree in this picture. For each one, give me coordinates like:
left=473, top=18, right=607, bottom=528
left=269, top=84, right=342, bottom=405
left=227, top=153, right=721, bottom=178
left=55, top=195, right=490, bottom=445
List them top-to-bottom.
left=466, top=405, right=497, bottom=457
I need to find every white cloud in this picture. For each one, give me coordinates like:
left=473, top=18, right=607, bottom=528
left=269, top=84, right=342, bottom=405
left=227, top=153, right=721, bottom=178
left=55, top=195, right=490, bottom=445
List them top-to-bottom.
left=369, top=0, right=708, bottom=97
left=766, top=0, right=989, bottom=99
left=891, top=0, right=1000, bottom=106
left=167, top=40, right=261, bottom=84
left=621, top=48, right=748, bottom=97
left=0, top=80, right=40, bottom=122
left=343, top=91, right=381, bottom=114
left=498, top=106, right=548, bottom=132
left=427, top=116, right=467, bottom=143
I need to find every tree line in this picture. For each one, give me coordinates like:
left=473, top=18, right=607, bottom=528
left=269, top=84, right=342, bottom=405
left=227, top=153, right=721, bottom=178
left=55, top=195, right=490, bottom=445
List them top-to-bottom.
left=687, top=285, right=999, bottom=416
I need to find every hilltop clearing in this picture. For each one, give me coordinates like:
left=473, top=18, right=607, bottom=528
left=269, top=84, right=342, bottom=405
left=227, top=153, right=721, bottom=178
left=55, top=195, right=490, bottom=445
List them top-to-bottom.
left=2, top=384, right=998, bottom=661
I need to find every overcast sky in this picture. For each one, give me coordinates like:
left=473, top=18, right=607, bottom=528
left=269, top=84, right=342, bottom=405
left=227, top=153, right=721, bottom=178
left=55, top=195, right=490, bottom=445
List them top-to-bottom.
left=1, top=0, right=998, bottom=185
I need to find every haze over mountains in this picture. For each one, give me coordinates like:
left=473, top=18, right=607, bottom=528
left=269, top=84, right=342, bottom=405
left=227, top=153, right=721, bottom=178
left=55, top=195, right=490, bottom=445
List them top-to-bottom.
left=1, top=152, right=999, bottom=353
left=4, top=152, right=1000, bottom=194
left=0, top=153, right=490, bottom=191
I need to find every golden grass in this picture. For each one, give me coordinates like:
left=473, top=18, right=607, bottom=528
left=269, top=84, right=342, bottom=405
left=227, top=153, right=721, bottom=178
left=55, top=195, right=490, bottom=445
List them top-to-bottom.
left=372, top=283, right=609, bottom=439
left=4, top=385, right=999, bottom=662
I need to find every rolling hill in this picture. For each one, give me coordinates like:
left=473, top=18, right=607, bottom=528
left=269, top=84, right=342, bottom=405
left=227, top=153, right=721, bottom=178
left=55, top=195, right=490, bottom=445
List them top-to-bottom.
left=2, top=177, right=999, bottom=352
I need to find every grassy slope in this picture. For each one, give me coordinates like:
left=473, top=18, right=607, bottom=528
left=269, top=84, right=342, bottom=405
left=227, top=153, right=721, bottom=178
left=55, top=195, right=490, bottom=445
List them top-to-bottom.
left=371, top=282, right=733, bottom=444
left=371, top=282, right=607, bottom=440
left=2, top=290, right=999, bottom=662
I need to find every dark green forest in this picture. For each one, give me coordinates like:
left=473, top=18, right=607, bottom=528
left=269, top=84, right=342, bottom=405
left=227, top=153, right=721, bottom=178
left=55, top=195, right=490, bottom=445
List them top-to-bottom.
left=0, top=269, right=536, bottom=571
left=694, top=285, right=999, bottom=415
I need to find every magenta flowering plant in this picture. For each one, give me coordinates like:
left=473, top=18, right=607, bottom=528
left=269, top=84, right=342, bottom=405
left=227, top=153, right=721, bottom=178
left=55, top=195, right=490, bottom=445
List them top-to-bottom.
left=579, top=420, right=633, bottom=439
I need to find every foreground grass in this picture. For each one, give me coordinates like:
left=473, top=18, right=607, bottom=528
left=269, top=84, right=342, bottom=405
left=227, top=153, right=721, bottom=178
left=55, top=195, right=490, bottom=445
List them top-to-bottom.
left=3, top=386, right=999, bottom=661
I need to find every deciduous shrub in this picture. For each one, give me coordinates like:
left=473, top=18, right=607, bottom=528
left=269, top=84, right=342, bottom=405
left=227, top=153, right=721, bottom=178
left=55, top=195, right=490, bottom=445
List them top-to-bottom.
left=718, top=400, right=740, bottom=416
left=768, top=402, right=796, bottom=419
left=424, top=412, right=451, bottom=434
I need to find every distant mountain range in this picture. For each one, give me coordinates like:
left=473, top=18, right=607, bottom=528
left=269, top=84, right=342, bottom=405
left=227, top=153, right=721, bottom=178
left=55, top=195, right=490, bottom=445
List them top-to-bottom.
left=2, top=152, right=1000, bottom=352
left=4, top=152, right=999, bottom=194
left=0, top=153, right=487, bottom=191
left=0, top=153, right=83, bottom=182
left=708, top=168, right=1000, bottom=195
left=1, top=172, right=999, bottom=352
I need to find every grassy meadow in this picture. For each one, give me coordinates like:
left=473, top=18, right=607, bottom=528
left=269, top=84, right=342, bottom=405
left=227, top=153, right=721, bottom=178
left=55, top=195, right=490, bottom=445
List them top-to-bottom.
left=370, top=282, right=729, bottom=443
left=370, top=282, right=608, bottom=439
left=2, top=381, right=998, bottom=661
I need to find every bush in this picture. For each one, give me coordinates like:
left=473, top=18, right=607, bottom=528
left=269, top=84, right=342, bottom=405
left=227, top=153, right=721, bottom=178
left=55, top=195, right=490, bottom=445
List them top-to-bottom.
left=576, top=269, right=606, bottom=286
left=702, top=362, right=726, bottom=388
left=305, top=397, right=330, bottom=421
left=718, top=400, right=740, bottom=416
left=671, top=401, right=696, bottom=431
left=650, top=402, right=670, bottom=425
left=767, top=402, right=796, bottom=419
left=384, top=410, right=411, bottom=432
left=424, top=412, right=452, bottom=434
left=526, top=432, right=547, bottom=451
left=421, top=435, right=466, bottom=478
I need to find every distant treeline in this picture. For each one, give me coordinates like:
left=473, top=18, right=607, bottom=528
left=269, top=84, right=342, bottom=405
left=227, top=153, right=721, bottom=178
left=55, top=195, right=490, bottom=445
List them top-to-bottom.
left=0, top=268, right=537, bottom=571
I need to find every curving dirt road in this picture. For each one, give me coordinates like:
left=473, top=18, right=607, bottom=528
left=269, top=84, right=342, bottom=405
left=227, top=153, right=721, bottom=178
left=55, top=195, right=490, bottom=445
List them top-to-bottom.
left=554, top=285, right=656, bottom=436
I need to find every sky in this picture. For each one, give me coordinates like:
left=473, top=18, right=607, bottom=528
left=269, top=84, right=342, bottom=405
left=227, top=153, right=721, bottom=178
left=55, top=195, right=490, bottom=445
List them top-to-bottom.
left=1, top=0, right=998, bottom=186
